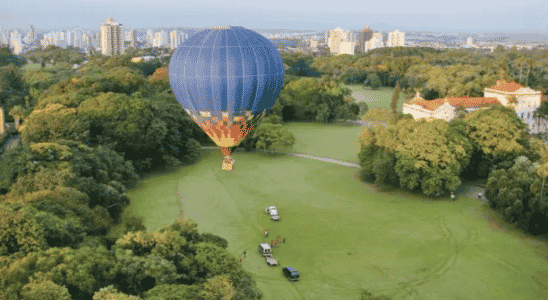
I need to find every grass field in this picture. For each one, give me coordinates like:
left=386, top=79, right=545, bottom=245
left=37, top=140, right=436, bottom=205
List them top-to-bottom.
left=22, top=63, right=53, bottom=71
left=345, top=84, right=408, bottom=113
left=284, top=122, right=363, bottom=164
left=118, top=149, right=548, bottom=300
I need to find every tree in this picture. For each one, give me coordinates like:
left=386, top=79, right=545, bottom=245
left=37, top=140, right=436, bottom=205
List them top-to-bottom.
left=0, top=46, right=26, bottom=68
left=285, top=56, right=320, bottom=77
left=0, top=65, right=28, bottom=112
left=148, top=66, right=169, bottom=86
left=339, top=69, right=368, bottom=84
left=368, top=73, right=381, bottom=89
left=390, top=82, right=401, bottom=114
left=507, top=95, right=518, bottom=107
left=533, top=100, right=548, bottom=133
left=357, top=102, right=369, bottom=117
left=20, top=103, right=87, bottom=144
left=452, top=104, right=468, bottom=121
left=455, top=104, right=530, bottom=177
left=9, top=105, right=23, bottom=129
left=361, top=107, right=395, bottom=127
left=359, top=117, right=473, bottom=197
left=253, top=123, right=296, bottom=153
left=535, top=143, right=548, bottom=198
left=71, top=144, right=138, bottom=221
left=485, top=156, right=540, bottom=231
left=0, top=201, right=48, bottom=257
left=199, top=233, right=229, bottom=249
left=193, top=243, right=243, bottom=279
left=0, top=246, right=121, bottom=300
left=112, top=248, right=180, bottom=296
left=200, top=275, right=235, bottom=300
left=21, top=279, right=72, bottom=300
left=143, top=284, right=200, bottom=300
left=92, top=285, right=142, bottom=300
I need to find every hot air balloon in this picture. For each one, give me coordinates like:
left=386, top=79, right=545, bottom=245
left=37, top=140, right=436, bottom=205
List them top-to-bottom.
left=169, top=25, right=285, bottom=170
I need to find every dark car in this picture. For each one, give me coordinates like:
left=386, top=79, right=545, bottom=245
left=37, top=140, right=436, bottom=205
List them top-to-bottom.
left=282, top=266, right=300, bottom=281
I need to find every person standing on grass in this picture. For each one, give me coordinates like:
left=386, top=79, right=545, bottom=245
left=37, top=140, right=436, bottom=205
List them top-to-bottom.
left=451, top=192, right=456, bottom=201
left=243, top=250, right=246, bottom=258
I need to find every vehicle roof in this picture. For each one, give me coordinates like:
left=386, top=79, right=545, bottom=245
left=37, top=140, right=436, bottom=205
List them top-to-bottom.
left=268, top=206, right=277, bottom=209
left=260, top=243, right=271, bottom=250
left=284, top=266, right=299, bottom=273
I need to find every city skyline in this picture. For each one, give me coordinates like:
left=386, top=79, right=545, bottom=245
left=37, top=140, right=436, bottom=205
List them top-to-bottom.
left=1, top=0, right=547, bottom=33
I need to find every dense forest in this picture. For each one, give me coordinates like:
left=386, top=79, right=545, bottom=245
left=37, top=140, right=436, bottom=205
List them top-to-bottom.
left=0, top=44, right=547, bottom=299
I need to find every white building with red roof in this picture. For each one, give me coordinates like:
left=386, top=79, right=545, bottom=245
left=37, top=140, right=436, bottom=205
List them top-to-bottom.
left=402, top=80, right=548, bottom=134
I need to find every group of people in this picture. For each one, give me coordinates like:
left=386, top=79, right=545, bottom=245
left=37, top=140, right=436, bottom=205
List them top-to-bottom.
left=450, top=191, right=485, bottom=201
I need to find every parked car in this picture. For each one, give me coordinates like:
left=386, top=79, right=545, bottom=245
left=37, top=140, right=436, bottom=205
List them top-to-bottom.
left=265, top=206, right=280, bottom=221
left=258, top=243, right=273, bottom=256
left=258, top=243, right=278, bottom=266
left=265, top=255, right=278, bottom=266
left=282, top=266, right=300, bottom=281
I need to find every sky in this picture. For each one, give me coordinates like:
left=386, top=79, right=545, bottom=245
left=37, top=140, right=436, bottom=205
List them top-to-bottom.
left=1, top=0, right=547, bottom=33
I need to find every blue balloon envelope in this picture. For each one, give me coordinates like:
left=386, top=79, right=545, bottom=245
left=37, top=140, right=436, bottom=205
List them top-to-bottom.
left=169, top=26, right=285, bottom=149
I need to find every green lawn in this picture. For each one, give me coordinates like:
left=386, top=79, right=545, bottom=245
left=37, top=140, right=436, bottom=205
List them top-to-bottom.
left=22, top=63, right=53, bottom=71
left=345, top=84, right=408, bottom=112
left=284, top=122, right=363, bottom=164
left=118, top=149, right=548, bottom=300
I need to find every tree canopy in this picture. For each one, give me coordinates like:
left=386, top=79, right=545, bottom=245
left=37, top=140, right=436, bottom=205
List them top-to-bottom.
left=359, top=116, right=472, bottom=197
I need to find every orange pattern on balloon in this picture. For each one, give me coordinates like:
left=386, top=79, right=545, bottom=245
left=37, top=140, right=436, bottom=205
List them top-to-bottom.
left=195, top=117, right=254, bottom=152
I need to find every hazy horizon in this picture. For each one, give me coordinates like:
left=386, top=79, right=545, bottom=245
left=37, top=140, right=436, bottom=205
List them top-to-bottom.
left=1, top=0, right=547, bottom=34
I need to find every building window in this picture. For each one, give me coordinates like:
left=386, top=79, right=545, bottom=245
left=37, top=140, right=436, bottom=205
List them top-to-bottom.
left=521, top=112, right=524, bottom=118
left=528, top=112, right=531, bottom=119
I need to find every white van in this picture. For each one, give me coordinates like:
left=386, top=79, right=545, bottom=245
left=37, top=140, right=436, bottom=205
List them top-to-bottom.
left=258, top=243, right=272, bottom=256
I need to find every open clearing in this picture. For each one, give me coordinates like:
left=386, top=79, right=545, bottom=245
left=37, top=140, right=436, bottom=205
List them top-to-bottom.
left=22, top=63, right=53, bottom=71
left=345, top=84, right=408, bottom=112
left=284, top=122, right=364, bottom=164
left=119, top=149, right=548, bottom=300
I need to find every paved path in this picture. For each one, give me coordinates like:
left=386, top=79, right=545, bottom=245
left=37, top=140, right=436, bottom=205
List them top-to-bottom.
left=202, top=146, right=361, bottom=168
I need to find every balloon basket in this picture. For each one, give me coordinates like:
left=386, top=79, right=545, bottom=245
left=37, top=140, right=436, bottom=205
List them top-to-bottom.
left=222, top=159, right=234, bottom=171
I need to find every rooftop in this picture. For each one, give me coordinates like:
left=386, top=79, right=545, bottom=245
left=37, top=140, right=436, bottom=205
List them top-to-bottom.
left=487, top=80, right=524, bottom=93
left=409, top=94, right=501, bottom=111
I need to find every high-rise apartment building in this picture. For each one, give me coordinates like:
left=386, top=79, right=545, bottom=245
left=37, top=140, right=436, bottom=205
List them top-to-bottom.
left=100, top=17, right=124, bottom=56
left=27, top=25, right=35, bottom=42
left=355, top=25, right=373, bottom=53
left=327, top=27, right=355, bottom=55
left=74, top=30, right=82, bottom=49
left=129, top=30, right=137, bottom=48
left=146, top=30, right=154, bottom=48
left=153, top=30, right=168, bottom=48
left=170, top=30, right=183, bottom=50
left=387, top=30, right=405, bottom=47
left=1, top=31, right=8, bottom=46
left=10, top=31, right=23, bottom=54
left=66, top=31, right=75, bottom=47
left=82, top=32, right=91, bottom=50
left=92, top=32, right=100, bottom=50
left=365, top=32, right=384, bottom=52
left=464, top=37, right=478, bottom=48
left=0, top=107, right=4, bottom=136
